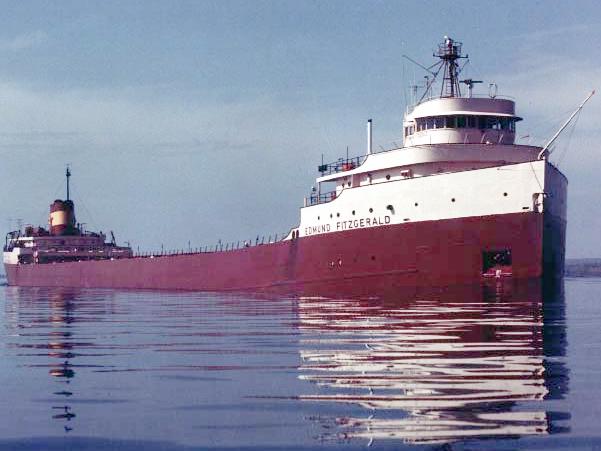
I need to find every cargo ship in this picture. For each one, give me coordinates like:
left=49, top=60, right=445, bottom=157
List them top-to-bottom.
left=3, top=37, right=588, bottom=291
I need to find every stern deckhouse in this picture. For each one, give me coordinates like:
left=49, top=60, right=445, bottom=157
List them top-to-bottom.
left=3, top=168, right=132, bottom=266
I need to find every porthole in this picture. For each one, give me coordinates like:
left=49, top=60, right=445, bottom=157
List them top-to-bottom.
left=386, top=174, right=391, bottom=180
left=347, top=181, right=351, bottom=187
left=503, top=192, right=508, bottom=197
left=451, top=198, right=456, bottom=202
left=414, top=202, right=419, bottom=207
left=386, top=204, right=394, bottom=211
left=369, top=208, right=373, bottom=213
left=352, top=210, right=356, bottom=215
left=336, top=212, right=340, bottom=217
left=330, top=213, right=333, bottom=218
left=318, top=216, right=320, bottom=220
left=371, top=255, right=376, bottom=261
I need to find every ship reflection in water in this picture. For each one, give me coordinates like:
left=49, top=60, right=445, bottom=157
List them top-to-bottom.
left=0, top=279, right=569, bottom=448
left=296, top=281, right=567, bottom=445
left=3, top=287, right=116, bottom=436
left=46, top=290, right=80, bottom=432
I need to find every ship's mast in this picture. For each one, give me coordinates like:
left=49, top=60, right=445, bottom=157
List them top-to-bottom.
left=436, top=36, right=467, bottom=98
left=66, top=165, right=71, bottom=201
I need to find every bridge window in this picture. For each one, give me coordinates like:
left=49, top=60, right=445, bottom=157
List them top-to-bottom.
left=414, top=115, right=516, bottom=132
left=478, top=116, right=487, bottom=129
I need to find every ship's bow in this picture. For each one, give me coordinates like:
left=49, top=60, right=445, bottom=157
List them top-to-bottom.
left=543, top=162, right=568, bottom=279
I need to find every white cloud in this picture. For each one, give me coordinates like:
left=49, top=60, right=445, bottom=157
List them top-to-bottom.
left=508, top=23, right=594, bottom=47
left=0, top=31, right=47, bottom=51
left=496, top=31, right=601, bottom=258
left=485, top=33, right=600, bottom=156
left=0, top=79, right=333, bottom=249
left=0, top=81, right=305, bottom=152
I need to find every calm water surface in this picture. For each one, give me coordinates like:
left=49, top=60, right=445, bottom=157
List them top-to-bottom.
left=0, top=278, right=600, bottom=450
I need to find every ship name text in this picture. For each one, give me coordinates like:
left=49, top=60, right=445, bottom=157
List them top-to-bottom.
left=304, top=215, right=391, bottom=236
left=336, top=215, right=391, bottom=231
left=304, top=224, right=331, bottom=236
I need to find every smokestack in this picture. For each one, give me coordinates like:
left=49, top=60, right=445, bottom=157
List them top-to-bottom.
left=367, top=119, right=372, bottom=155
left=49, top=200, right=77, bottom=236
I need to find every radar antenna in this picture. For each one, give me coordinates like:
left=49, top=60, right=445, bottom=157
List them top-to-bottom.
left=461, top=79, right=482, bottom=98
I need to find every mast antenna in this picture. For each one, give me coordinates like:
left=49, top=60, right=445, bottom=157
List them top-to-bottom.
left=402, top=36, right=468, bottom=104
left=435, top=36, right=468, bottom=98
left=401, top=54, right=438, bottom=77
left=538, top=90, right=595, bottom=160
left=66, top=165, right=71, bottom=201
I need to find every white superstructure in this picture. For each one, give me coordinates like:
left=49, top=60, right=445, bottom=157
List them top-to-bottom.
left=285, top=36, right=566, bottom=241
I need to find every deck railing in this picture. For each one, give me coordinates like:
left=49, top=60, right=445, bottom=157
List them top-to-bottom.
left=318, top=155, right=365, bottom=176
left=308, top=190, right=337, bottom=206
left=132, top=230, right=289, bottom=258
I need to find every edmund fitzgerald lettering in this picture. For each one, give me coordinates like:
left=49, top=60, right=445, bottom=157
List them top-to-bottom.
left=304, top=215, right=391, bottom=236
left=337, top=215, right=391, bottom=231
left=304, top=224, right=331, bottom=236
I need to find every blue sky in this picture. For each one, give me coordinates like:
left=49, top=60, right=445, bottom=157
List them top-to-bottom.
left=0, top=0, right=599, bottom=257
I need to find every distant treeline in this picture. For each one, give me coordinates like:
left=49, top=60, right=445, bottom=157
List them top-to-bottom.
left=565, top=259, right=601, bottom=277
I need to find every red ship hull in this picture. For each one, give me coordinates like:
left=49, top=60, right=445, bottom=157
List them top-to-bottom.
left=4, top=211, right=565, bottom=291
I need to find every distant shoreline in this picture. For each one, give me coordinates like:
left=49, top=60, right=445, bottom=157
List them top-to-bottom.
left=564, top=259, right=601, bottom=278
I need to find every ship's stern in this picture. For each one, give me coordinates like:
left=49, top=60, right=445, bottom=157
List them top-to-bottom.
left=3, top=249, right=18, bottom=286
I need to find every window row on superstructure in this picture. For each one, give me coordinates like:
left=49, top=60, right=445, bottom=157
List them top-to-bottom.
left=405, top=115, right=517, bottom=137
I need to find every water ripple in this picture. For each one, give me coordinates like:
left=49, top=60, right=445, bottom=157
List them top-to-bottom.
left=0, top=280, right=572, bottom=448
